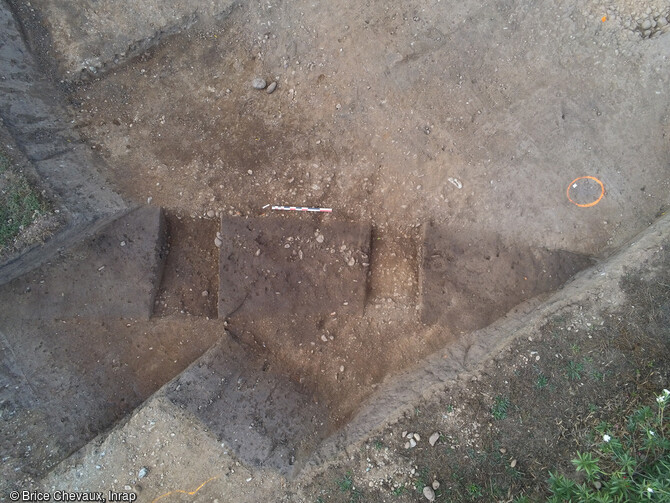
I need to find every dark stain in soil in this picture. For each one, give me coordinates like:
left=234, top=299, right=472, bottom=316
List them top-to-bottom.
left=153, top=212, right=220, bottom=318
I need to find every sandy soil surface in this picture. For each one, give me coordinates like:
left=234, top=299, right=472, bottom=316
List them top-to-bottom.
left=60, top=0, right=669, bottom=253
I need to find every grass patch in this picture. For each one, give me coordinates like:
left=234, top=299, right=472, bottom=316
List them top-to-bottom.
left=0, top=150, right=48, bottom=251
left=565, top=361, right=583, bottom=381
left=491, top=395, right=510, bottom=420
left=412, top=467, right=430, bottom=493
left=337, top=472, right=354, bottom=492
left=466, top=482, right=483, bottom=499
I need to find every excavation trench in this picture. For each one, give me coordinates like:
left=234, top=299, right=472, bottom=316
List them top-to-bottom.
left=144, top=211, right=596, bottom=474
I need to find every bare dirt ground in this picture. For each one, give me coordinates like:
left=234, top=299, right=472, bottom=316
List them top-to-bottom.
left=1, top=0, right=669, bottom=500
left=46, top=0, right=669, bottom=435
left=60, top=0, right=669, bottom=252
left=0, top=208, right=221, bottom=489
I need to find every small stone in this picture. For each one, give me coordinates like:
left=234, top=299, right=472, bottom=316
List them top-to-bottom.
left=658, top=17, right=668, bottom=27
left=641, top=19, right=652, bottom=30
left=252, top=78, right=267, bottom=89
left=266, top=82, right=277, bottom=94
left=206, top=210, right=215, bottom=218
left=316, top=234, right=325, bottom=243
left=214, top=237, right=223, bottom=247
left=120, top=241, right=126, bottom=247
left=347, top=257, right=355, bottom=266
left=201, top=291, right=209, bottom=297
left=321, top=334, right=328, bottom=342
left=339, top=365, right=344, bottom=372
left=402, top=431, right=408, bottom=438
left=406, top=432, right=414, bottom=439
left=429, top=432, right=440, bottom=446
left=413, top=433, right=421, bottom=441
left=409, top=438, right=417, bottom=448
left=404, top=442, right=410, bottom=449
left=499, top=448, right=507, bottom=454
left=510, top=459, right=517, bottom=468
left=138, top=467, right=148, bottom=479
left=432, top=480, right=440, bottom=490
left=594, top=481, right=602, bottom=490
left=422, top=486, right=436, bottom=501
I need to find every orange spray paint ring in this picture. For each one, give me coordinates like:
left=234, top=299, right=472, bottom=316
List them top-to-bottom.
left=567, top=176, right=604, bottom=208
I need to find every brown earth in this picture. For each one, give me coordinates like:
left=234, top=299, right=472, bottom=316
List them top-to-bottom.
left=50, top=0, right=670, bottom=428
left=153, top=212, right=221, bottom=319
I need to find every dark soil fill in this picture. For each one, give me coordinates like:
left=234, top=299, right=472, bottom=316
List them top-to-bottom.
left=153, top=212, right=220, bottom=318
left=421, top=224, right=595, bottom=332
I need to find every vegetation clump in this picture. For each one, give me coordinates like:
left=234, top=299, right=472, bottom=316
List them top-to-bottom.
left=0, top=150, right=49, bottom=251
left=547, top=389, right=670, bottom=502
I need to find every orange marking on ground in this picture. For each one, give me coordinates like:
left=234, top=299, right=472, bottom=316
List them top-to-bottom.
left=602, top=16, right=607, bottom=22
left=566, top=176, right=605, bottom=208
left=151, top=477, right=219, bottom=503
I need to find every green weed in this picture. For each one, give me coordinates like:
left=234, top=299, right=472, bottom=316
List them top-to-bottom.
left=565, top=361, right=584, bottom=381
left=590, top=370, right=605, bottom=382
left=535, top=374, right=549, bottom=389
left=545, top=390, right=670, bottom=502
left=491, top=395, right=510, bottom=420
left=413, top=467, right=429, bottom=493
left=337, top=472, right=354, bottom=492
left=467, top=483, right=483, bottom=499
